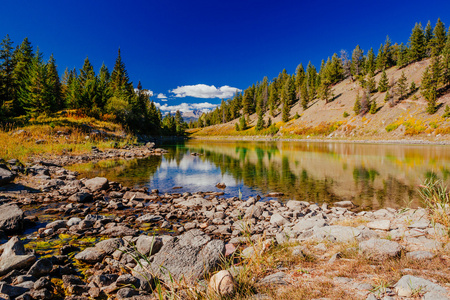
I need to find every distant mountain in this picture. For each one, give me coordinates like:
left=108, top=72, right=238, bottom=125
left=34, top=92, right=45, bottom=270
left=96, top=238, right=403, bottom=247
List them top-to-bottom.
left=182, top=110, right=203, bottom=122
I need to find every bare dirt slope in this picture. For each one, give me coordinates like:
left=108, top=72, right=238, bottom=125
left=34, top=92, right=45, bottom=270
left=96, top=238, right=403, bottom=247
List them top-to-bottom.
left=193, top=58, right=450, bottom=141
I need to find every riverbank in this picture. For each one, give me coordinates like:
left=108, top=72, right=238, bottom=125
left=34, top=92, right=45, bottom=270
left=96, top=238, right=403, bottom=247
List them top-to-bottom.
left=0, top=145, right=449, bottom=299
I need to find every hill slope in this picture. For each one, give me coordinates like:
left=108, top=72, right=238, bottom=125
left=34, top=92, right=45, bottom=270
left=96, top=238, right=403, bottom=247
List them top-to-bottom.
left=191, top=59, right=450, bottom=141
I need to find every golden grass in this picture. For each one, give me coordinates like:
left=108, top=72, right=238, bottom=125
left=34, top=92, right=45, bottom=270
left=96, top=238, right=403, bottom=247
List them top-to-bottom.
left=0, top=113, right=133, bottom=162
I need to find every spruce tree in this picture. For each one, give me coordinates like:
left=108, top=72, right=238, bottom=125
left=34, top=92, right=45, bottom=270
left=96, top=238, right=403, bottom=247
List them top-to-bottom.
left=431, top=18, right=447, bottom=56
left=424, top=21, right=434, bottom=56
left=409, top=23, right=426, bottom=63
left=442, top=31, right=450, bottom=86
left=0, top=34, right=15, bottom=116
left=12, top=37, right=33, bottom=114
left=396, top=43, right=409, bottom=67
left=376, top=44, right=385, bottom=71
left=351, top=45, right=364, bottom=78
left=110, top=48, right=133, bottom=101
left=365, top=48, right=376, bottom=75
left=340, top=49, right=352, bottom=79
left=46, top=54, right=62, bottom=111
left=294, top=63, right=305, bottom=97
left=421, top=66, right=437, bottom=114
left=378, top=69, right=389, bottom=92
left=366, top=71, right=377, bottom=93
left=396, top=71, right=408, bottom=100
left=409, top=81, right=417, bottom=94
left=300, top=82, right=309, bottom=110
left=360, top=89, right=370, bottom=115
left=353, top=91, right=361, bottom=115
left=370, top=100, right=377, bottom=114
left=255, top=109, right=264, bottom=131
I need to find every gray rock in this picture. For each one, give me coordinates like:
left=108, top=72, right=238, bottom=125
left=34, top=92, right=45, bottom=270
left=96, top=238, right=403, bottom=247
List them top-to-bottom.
left=0, top=167, right=15, bottom=186
left=84, top=177, right=109, bottom=192
left=68, top=192, right=93, bottom=203
left=175, top=197, right=212, bottom=208
left=286, top=200, right=307, bottom=211
left=0, top=204, right=24, bottom=233
left=270, top=213, right=289, bottom=226
left=136, top=214, right=163, bottom=223
left=67, top=217, right=82, bottom=227
left=292, top=219, right=327, bottom=234
left=45, top=220, right=67, bottom=231
left=366, top=220, right=390, bottom=231
left=313, top=225, right=361, bottom=243
left=100, top=226, right=137, bottom=237
left=149, top=229, right=225, bottom=282
left=275, top=232, right=289, bottom=245
left=136, top=235, right=163, bottom=256
left=0, top=237, right=36, bottom=276
left=95, top=238, right=124, bottom=255
left=359, top=238, right=402, bottom=260
left=74, top=247, right=105, bottom=263
left=406, top=250, right=435, bottom=260
left=27, top=259, right=53, bottom=277
left=259, top=272, right=288, bottom=285
left=394, top=275, right=447, bottom=297
left=0, top=283, right=28, bottom=298
left=116, top=287, right=139, bottom=299
left=423, top=291, right=450, bottom=300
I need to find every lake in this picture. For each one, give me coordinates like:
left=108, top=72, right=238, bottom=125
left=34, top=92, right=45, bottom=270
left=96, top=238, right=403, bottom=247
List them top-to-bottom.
left=68, top=140, right=450, bottom=210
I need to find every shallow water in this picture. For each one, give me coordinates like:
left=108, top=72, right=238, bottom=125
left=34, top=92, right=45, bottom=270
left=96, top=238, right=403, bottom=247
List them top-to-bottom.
left=68, top=140, right=450, bottom=210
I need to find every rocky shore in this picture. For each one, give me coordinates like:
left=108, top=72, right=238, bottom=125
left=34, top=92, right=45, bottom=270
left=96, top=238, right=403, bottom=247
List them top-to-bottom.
left=0, top=145, right=449, bottom=299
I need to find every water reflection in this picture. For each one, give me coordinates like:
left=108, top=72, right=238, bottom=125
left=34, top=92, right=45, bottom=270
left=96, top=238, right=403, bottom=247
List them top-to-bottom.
left=69, top=140, right=450, bottom=210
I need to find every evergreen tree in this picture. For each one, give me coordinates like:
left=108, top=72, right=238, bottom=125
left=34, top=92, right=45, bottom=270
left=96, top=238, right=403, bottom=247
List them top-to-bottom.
left=431, top=18, right=447, bottom=56
left=424, top=20, right=434, bottom=56
left=409, top=23, right=426, bottom=62
left=442, top=31, right=450, bottom=86
left=0, top=34, right=15, bottom=116
left=383, top=36, right=394, bottom=68
left=12, top=37, right=33, bottom=114
left=396, top=43, right=409, bottom=67
left=375, top=44, right=385, bottom=71
left=351, top=45, right=364, bottom=78
left=110, top=48, right=133, bottom=101
left=365, top=48, right=376, bottom=75
left=340, top=49, right=352, bottom=79
left=46, top=54, right=62, bottom=110
left=306, top=62, right=317, bottom=99
left=97, top=63, right=111, bottom=111
left=294, top=63, right=305, bottom=98
left=421, top=66, right=437, bottom=114
left=378, top=69, right=389, bottom=92
left=366, top=71, right=377, bottom=93
left=396, top=71, right=408, bottom=100
left=409, top=81, right=417, bottom=94
left=300, top=82, right=309, bottom=110
left=268, top=83, right=277, bottom=117
left=242, top=88, right=254, bottom=116
left=360, top=89, right=370, bottom=114
left=384, top=90, right=391, bottom=102
left=353, top=91, right=361, bottom=115
left=370, top=100, right=377, bottom=114
left=255, top=109, right=264, bottom=131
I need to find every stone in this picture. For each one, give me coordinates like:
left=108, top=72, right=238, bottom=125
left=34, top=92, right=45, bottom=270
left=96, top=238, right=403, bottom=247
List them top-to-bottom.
left=0, top=167, right=14, bottom=186
left=84, top=177, right=109, bottom=192
left=123, top=191, right=155, bottom=201
left=68, top=192, right=93, bottom=203
left=175, top=197, right=213, bottom=208
left=286, top=200, right=307, bottom=211
left=0, top=204, right=24, bottom=233
left=270, top=213, right=289, bottom=226
left=136, top=214, right=163, bottom=223
left=67, top=218, right=82, bottom=227
left=291, top=219, right=327, bottom=234
left=408, top=219, right=430, bottom=229
left=45, top=220, right=67, bottom=231
left=366, top=220, right=390, bottom=231
left=313, top=225, right=361, bottom=243
left=100, top=226, right=137, bottom=237
left=149, top=229, right=225, bottom=282
left=275, top=232, right=289, bottom=245
left=136, top=235, right=163, bottom=256
left=0, top=237, right=36, bottom=276
left=95, top=238, right=124, bottom=255
left=359, top=238, right=402, bottom=260
left=74, top=247, right=105, bottom=263
left=406, top=250, right=435, bottom=260
left=27, top=258, right=53, bottom=277
left=208, top=270, right=235, bottom=297
left=259, top=272, right=288, bottom=285
left=115, top=274, right=140, bottom=286
left=394, top=275, right=447, bottom=297
left=34, top=277, right=52, bottom=290
left=0, top=283, right=28, bottom=298
left=116, top=288, right=139, bottom=299
left=423, top=291, right=450, bottom=300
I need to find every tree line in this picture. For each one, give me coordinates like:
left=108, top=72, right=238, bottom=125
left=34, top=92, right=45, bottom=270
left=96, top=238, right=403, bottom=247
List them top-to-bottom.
left=193, top=18, right=450, bottom=129
left=0, top=36, right=185, bottom=135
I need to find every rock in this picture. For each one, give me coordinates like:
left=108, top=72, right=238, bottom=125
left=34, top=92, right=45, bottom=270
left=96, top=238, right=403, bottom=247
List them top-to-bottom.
left=0, top=167, right=15, bottom=186
left=84, top=177, right=109, bottom=192
left=215, top=183, right=226, bottom=189
left=123, top=191, right=155, bottom=201
left=68, top=192, right=93, bottom=203
left=175, top=197, right=212, bottom=209
left=286, top=200, right=307, bottom=210
left=333, top=201, right=355, bottom=208
left=0, top=204, right=24, bottom=233
left=270, top=213, right=289, bottom=226
left=136, top=214, right=163, bottom=223
left=67, top=218, right=82, bottom=227
left=291, top=219, right=327, bottom=234
left=408, top=219, right=430, bottom=229
left=45, top=220, right=67, bottom=231
left=366, top=220, right=390, bottom=231
left=313, top=225, right=361, bottom=243
left=100, top=226, right=137, bottom=237
left=149, top=229, right=225, bottom=282
left=275, top=232, right=289, bottom=245
left=136, top=235, right=163, bottom=256
left=0, top=237, right=36, bottom=276
left=95, top=238, right=124, bottom=255
left=359, top=238, right=402, bottom=260
left=74, top=247, right=105, bottom=263
left=406, top=250, right=435, bottom=260
left=27, top=259, right=53, bottom=277
left=209, top=270, right=235, bottom=297
left=259, top=272, right=288, bottom=285
left=90, top=274, right=118, bottom=288
left=115, top=274, right=140, bottom=286
left=394, top=275, right=447, bottom=297
left=34, top=277, right=52, bottom=290
left=0, top=283, right=28, bottom=298
left=30, top=288, right=52, bottom=299
left=116, top=288, right=139, bottom=299
left=423, top=291, right=450, bottom=300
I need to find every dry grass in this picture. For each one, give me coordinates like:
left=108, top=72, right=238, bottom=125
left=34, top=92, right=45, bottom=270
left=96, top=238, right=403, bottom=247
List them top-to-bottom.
left=0, top=112, right=133, bottom=162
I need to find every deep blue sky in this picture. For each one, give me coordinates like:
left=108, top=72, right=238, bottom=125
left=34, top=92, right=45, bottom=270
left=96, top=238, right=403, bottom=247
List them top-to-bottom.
left=1, top=0, right=449, bottom=114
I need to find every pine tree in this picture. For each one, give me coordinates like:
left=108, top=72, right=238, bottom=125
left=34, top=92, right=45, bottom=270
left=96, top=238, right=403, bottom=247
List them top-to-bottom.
left=431, top=18, right=447, bottom=56
left=424, top=21, right=434, bottom=56
left=409, top=23, right=426, bottom=63
left=442, top=31, right=450, bottom=86
left=0, top=34, right=15, bottom=116
left=383, top=36, right=394, bottom=68
left=12, top=37, right=33, bottom=114
left=396, top=43, right=409, bottom=67
left=376, top=44, right=386, bottom=71
left=351, top=45, right=364, bottom=78
left=110, top=48, right=133, bottom=101
left=365, top=48, right=376, bottom=75
left=340, top=49, right=352, bottom=79
left=46, top=54, right=62, bottom=110
left=306, top=61, right=317, bottom=99
left=97, top=63, right=111, bottom=111
left=294, top=63, right=305, bottom=98
left=421, top=66, right=437, bottom=114
left=378, top=69, right=389, bottom=92
left=366, top=71, right=377, bottom=93
left=396, top=71, right=408, bottom=100
left=409, top=81, right=417, bottom=94
left=300, top=82, right=309, bottom=110
left=268, top=83, right=277, bottom=117
left=242, top=88, right=254, bottom=116
left=360, top=89, right=370, bottom=115
left=384, top=90, right=391, bottom=102
left=353, top=91, right=361, bottom=115
left=370, top=100, right=377, bottom=114
left=255, top=109, right=264, bottom=131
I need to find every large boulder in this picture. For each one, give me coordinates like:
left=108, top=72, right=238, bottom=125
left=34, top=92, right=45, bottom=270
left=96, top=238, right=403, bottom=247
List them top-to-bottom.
left=0, top=166, right=15, bottom=186
left=84, top=177, right=109, bottom=192
left=0, top=203, right=24, bottom=233
left=313, top=225, right=361, bottom=243
left=148, top=229, right=225, bottom=282
left=0, top=236, right=36, bottom=276
left=359, top=238, right=402, bottom=260
left=394, top=275, right=448, bottom=298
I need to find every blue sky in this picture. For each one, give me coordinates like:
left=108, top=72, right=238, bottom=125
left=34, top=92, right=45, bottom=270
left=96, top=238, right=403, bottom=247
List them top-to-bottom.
left=1, top=0, right=450, bottom=114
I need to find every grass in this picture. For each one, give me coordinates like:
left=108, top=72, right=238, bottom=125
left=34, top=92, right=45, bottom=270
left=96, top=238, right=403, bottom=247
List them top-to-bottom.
left=0, top=112, right=134, bottom=162
left=418, top=178, right=450, bottom=236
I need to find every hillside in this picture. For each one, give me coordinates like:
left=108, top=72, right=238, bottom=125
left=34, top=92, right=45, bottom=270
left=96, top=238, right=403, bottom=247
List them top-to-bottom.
left=191, top=58, right=450, bottom=141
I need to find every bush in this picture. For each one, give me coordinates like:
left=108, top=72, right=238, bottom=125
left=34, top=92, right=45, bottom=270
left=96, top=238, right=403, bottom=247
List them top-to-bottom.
left=343, top=111, right=349, bottom=118
left=385, top=123, right=400, bottom=132
left=267, top=124, right=279, bottom=135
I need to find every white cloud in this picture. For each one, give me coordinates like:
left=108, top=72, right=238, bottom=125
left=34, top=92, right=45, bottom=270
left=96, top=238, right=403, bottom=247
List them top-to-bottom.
left=170, top=84, right=241, bottom=99
left=134, top=89, right=153, bottom=97
left=157, top=93, right=167, bottom=99
left=154, top=102, right=217, bottom=114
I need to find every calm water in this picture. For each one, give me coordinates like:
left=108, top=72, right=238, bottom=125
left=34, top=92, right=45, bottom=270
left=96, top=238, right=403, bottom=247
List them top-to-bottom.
left=68, top=140, right=450, bottom=210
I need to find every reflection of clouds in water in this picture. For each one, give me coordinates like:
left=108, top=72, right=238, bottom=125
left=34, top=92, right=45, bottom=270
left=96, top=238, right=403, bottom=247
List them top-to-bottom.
left=158, top=156, right=214, bottom=172
left=173, top=173, right=236, bottom=188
